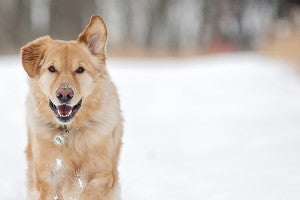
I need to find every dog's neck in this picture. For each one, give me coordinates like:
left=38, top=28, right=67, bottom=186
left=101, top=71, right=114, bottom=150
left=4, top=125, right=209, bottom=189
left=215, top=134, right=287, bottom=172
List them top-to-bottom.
left=59, top=125, right=68, bottom=132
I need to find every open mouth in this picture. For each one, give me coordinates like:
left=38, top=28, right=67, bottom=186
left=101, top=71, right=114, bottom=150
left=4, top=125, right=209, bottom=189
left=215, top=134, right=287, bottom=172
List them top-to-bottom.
left=49, top=99, right=82, bottom=123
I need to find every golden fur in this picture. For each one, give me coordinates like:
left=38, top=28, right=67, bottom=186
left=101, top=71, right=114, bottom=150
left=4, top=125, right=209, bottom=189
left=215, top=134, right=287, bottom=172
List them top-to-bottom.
left=21, top=15, right=123, bottom=200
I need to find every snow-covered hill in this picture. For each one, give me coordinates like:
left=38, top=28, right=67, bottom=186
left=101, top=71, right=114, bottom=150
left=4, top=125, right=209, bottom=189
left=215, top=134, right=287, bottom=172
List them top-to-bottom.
left=0, top=53, right=300, bottom=200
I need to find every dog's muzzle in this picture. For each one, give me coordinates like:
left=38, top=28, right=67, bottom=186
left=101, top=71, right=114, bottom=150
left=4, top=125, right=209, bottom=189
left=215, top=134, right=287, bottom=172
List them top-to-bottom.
left=49, top=98, right=82, bottom=123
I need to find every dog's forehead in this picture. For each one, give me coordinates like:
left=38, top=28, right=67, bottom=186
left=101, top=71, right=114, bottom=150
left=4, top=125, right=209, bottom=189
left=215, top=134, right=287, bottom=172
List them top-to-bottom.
left=42, top=41, right=94, bottom=69
left=46, top=41, right=88, bottom=62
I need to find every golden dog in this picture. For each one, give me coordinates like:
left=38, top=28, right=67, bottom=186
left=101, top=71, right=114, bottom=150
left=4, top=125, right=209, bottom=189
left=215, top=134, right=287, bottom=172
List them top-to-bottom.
left=21, top=15, right=123, bottom=200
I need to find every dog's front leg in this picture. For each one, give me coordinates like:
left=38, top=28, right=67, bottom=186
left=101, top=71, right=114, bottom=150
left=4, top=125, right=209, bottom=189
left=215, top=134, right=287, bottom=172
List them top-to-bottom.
left=35, top=172, right=63, bottom=200
left=80, top=172, right=116, bottom=200
left=36, top=180, right=54, bottom=200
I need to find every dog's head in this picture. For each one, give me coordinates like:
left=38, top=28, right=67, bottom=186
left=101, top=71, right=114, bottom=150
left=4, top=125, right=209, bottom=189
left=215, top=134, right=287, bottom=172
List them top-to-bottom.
left=21, top=15, right=108, bottom=124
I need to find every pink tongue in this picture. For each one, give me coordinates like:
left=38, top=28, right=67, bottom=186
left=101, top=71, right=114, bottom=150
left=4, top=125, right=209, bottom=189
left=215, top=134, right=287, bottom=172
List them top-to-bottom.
left=57, top=105, right=72, bottom=116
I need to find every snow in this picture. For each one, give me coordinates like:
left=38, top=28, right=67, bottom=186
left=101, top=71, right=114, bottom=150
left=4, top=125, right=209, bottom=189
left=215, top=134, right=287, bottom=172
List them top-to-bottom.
left=0, top=53, right=300, bottom=199
left=55, top=159, right=62, bottom=169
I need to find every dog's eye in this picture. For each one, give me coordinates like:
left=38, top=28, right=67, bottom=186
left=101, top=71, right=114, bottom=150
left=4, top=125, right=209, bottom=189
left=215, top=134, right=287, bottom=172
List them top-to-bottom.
left=48, top=66, right=56, bottom=73
left=75, top=66, right=85, bottom=74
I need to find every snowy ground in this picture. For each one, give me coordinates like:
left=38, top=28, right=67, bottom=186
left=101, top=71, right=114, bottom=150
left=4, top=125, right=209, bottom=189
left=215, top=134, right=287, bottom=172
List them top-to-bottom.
left=0, top=53, right=300, bottom=200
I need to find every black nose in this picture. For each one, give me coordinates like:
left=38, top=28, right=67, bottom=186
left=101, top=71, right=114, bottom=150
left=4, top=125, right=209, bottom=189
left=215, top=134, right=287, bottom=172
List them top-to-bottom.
left=56, top=87, right=74, bottom=103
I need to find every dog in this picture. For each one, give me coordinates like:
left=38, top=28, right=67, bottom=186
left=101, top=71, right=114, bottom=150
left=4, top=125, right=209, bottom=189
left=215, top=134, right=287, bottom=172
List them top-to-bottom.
left=21, top=15, right=123, bottom=200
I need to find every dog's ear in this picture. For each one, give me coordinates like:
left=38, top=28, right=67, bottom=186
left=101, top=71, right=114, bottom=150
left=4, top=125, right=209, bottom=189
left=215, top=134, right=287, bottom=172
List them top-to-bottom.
left=77, top=15, right=108, bottom=56
left=21, top=36, right=51, bottom=78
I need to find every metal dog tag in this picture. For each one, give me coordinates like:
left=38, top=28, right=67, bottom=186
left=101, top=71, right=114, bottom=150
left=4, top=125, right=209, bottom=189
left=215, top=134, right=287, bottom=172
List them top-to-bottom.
left=54, top=135, right=65, bottom=146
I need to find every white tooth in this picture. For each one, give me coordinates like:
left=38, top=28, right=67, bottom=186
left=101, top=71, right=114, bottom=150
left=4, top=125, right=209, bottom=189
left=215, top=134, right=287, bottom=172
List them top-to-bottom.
left=57, top=109, right=63, bottom=117
left=57, top=109, right=72, bottom=117
left=66, top=109, right=72, bottom=117
left=57, top=110, right=72, bottom=117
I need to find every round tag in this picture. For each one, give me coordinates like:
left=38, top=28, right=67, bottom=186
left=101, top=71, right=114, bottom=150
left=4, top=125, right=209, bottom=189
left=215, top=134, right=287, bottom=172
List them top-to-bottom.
left=54, top=135, right=65, bottom=146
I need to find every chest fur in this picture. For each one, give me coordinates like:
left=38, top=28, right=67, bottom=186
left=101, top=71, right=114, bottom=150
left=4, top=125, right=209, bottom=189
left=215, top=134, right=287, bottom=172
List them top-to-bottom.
left=29, top=131, right=112, bottom=199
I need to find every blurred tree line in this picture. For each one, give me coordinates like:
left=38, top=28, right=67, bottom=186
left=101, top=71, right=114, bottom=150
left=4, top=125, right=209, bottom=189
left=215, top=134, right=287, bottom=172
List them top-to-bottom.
left=0, top=0, right=299, bottom=55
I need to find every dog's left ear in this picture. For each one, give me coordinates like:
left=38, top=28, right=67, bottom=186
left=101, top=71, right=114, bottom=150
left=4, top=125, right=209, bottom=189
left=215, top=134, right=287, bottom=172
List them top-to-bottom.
left=77, top=15, right=108, bottom=57
left=21, top=36, right=51, bottom=78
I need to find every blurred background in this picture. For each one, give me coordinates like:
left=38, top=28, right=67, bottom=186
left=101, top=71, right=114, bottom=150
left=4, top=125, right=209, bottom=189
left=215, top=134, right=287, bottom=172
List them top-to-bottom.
left=1, top=0, right=300, bottom=200
left=1, top=0, right=300, bottom=57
